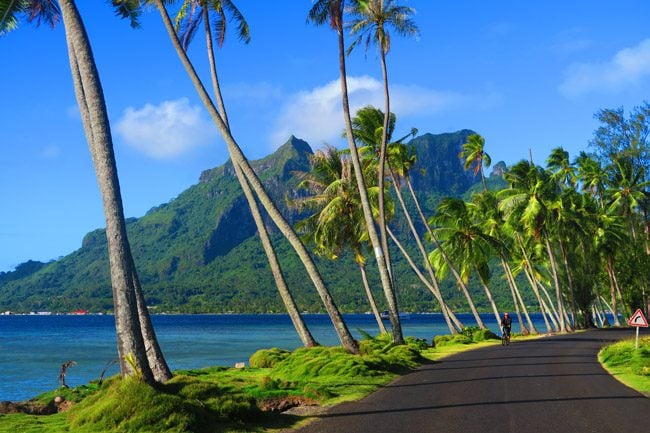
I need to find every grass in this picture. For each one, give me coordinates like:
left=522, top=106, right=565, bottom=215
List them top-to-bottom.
left=1, top=328, right=646, bottom=432
left=598, top=335, right=650, bottom=396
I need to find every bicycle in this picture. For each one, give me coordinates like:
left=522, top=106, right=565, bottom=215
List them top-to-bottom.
left=501, top=327, right=511, bottom=346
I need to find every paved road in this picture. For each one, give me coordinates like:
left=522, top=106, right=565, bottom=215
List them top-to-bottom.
left=294, top=328, right=649, bottom=433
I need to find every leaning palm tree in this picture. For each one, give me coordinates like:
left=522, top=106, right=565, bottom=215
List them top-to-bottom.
left=2, top=0, right=169, bottom=383
left=123, top=0, right=359, bottom=353
left=173, top=0, right=316, bottom=348
left=308, top=0, right=403, bottom=344
left=347, top=0, right=419, bottom=305
left=348, top=105, right=462, bottom=333
left=459, top=134, right=491, bottom=192
left=293, top=146, right=387, bottom=334
left=498, top=161, right=570, bottom=332
left=429, top=198, right=493, bottom=329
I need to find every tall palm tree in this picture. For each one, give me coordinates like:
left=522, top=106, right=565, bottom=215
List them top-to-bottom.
left=2, top=0, right=169, bottom=383
left=130, top=0, right=360, bottom=353
left=173, top=0, right=316, bottom=348
left=308, top=0, right=403, bottom=344
left=347, top=0, right=419, bottom=306
left=348, top=106, right=463, bottom=333
left=459, top=134, right=492, bottom=192
left=294, top=146, right=387, bottom=334
left=547, top=147, right=576, bottom=189
left=498, top=161, right=570, bottom=332
left=470, top=191, right=536, bottom=333
left=429, top=198, right=495, bottom=328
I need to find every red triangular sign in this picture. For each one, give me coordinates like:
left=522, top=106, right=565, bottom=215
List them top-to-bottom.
left=627, top=309, right=649, bottom=327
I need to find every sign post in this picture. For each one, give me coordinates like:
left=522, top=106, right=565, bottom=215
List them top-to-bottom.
left=627, top=309, right=649, bottom=349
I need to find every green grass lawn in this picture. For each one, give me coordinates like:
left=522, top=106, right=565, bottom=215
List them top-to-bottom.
left=598, top=335, right=650, bottom=396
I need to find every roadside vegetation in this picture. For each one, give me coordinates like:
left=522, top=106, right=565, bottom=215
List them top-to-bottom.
left=1, top=328, right=648, bottom=432
left=0, top=331, right=489, bottom=433
left=599, top=336, right=650, bottom=396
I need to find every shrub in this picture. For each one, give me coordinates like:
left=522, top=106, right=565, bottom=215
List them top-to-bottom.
left=471, top=329, right=499, bottom=342
left=433, top=334, right=472, bottom=347
left=249, top=348, right=291, bottom=368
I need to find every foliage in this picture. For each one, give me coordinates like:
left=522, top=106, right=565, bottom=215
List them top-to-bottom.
left=433, top=327, right=499, bottom=347
left=599, top=336, right=650, bottom=396
left=599, top=337, right=650, bottom=376
left=249, top=348, right=291, bottom=368
left=68, top=375, right=259, bottom=433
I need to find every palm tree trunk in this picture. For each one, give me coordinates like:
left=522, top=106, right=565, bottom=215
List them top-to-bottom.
left=60, top=0, right=154, bottom=383
left=154, top=1, right=358, bottom=353
left=201, top=11, right=316, bottom=348
left=335, top=14, right=402, bottom=344
left=377, top=49, right=392, bottom=289
left=235, top=164, right=318, bottom=347
left=389, top=172, right=461, bottom=332
left=404, top=180, right=485, bottom=328
left=386, top=226, right=459, bottom=333
left=544, top=234, right=569, bottom=332
left=513, top=235, right=548, bottom=331
left=558, top=239, right=578, bottom=326
left=605, top=257, right=622, bottom=326
left=500, top=258, right=529, bottom=335
left=359, top=263, right=388, bottom=334
left=131, top=265, right=172, bottom=382
left=511, top=267, right=538, bottom=334
left=477, top=273, right=501, bottom=327
left=539, top=281, right=562, bottom=326
left=596, top=293, right=610, bottom=326
left=538, top=294, right=559, bottom=332
left=600, top=295, right=618, bottom=324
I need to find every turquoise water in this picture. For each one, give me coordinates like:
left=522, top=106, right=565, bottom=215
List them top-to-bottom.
left=0, top=313, right=544, bottom=402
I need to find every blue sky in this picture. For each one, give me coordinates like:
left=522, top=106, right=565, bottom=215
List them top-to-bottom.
left=2, top=0, right=650, bottom=272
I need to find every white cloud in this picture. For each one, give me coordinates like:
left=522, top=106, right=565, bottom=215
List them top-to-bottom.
left=559, top=38, right=650, bottom=98
left=270, top=75, right=478, bottom=148
left=115, top=98, right=218, bottom=159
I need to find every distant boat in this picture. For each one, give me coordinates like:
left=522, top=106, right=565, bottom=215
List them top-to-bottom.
left=380, top=311, right=411, bottom=320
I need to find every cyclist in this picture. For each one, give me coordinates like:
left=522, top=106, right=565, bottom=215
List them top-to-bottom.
left=500, top=312, right=512, bottom=342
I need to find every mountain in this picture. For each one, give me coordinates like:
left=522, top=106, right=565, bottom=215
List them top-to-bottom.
left=0, top=130, right=508, bottom=314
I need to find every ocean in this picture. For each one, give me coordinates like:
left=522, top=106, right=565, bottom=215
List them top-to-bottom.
left=0, top=312, right=549, bottom=402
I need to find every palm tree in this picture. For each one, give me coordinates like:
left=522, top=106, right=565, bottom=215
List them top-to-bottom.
left=2, top=0, right=169, bottom=383
left=115, top=0, right=359, bottom=353
left=173, top=0, right=316, bottom=348
left=308, top=0, right=403, bottom=344
left=347, top=0, right=419, bottom=308
left=348, top=106, right=463, bottom=333
left=459, top=134, right=492, bottom=192
left=294, top=146, right=387, bottom=334
left=547, top=147, right=576, bottom=189
left=498, top=161, right=570, bottom=332
left=470, top=191, right=537, bottom=333
left=429, top=198, right=495, bottom=328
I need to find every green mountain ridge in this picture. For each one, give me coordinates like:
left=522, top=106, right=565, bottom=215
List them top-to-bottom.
left=0, top=130, right=511, bottom=314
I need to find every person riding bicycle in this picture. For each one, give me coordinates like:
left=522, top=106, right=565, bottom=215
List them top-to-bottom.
left=500, top=312, right=512, bottom=339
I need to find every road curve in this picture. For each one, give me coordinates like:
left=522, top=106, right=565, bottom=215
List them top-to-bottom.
left=294, top=328, right=649, bottom=433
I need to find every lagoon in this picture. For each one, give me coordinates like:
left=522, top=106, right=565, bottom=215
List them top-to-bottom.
left=0, top=313, right=546, bottom=402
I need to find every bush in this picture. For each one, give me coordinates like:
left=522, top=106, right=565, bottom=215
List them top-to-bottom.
left=471, top=329, right=499, bottom=342
left=433, top=334, right=473, bottom=347
left=249, top=348, right=291, bottom=368
left=69, top=376, right=260, bottom=433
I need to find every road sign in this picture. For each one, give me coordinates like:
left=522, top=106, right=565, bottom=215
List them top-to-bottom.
left=627, top=309, right=649, bottom=327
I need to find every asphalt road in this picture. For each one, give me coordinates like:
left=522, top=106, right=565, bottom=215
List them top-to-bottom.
left=294, top=328, right=649, bottom=433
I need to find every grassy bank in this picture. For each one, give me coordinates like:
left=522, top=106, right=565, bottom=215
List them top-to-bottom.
left=2, top=328, right=646, bottom=433
left=598, top=335, right=650, bottom=396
